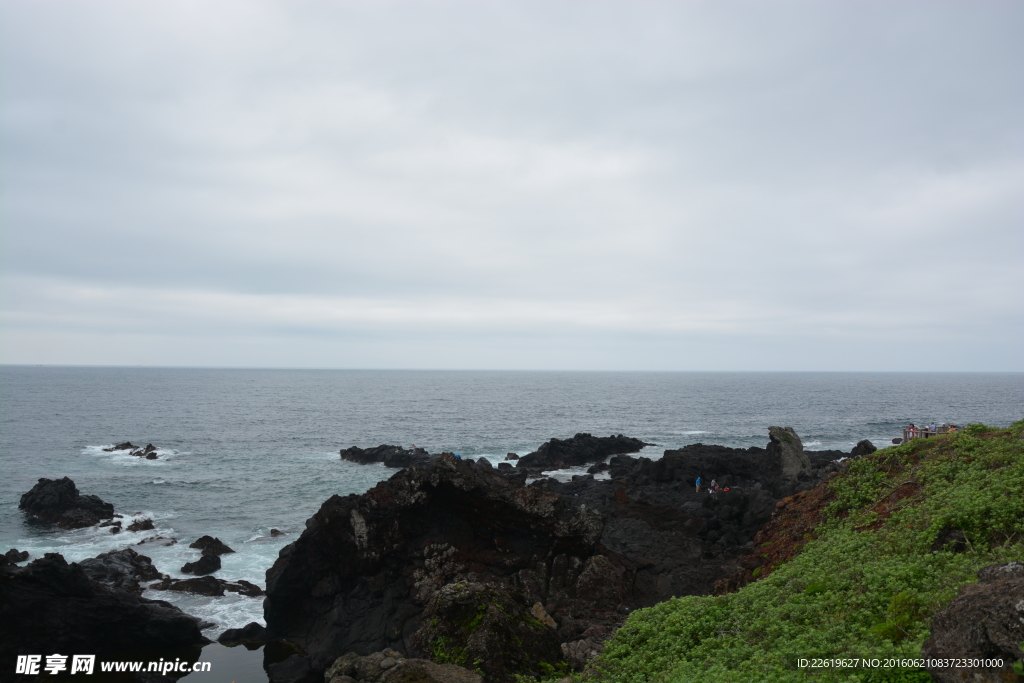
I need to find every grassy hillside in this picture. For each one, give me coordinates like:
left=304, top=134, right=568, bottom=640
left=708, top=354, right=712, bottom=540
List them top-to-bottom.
left=591, top=420, right=1024, bottom=683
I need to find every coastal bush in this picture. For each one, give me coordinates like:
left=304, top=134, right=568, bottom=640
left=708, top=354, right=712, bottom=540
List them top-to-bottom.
left=593, top=420, right=1024, bottom=683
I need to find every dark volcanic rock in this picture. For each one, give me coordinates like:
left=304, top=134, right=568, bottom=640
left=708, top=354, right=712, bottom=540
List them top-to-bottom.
left=766, top=426, right=810, bottom=478
left=265, top=430, right=846, bottom=682
left=515, top=433, right=645, bottom=473
left=850, top=439, right=877, bottom=457
left=103, top=442, right=161, bottom=459
left=341, top=445, right=436, bottom=469
left=264, top=459, right=733, bottom=679
left=19, top=477, right=115, bottom=529
left=127, top=518, right=155, bottom=532
left=136, top=535, right=177, bottom=547
left=189, top=535, right=235, bottom=555
left=78, top=548, right=161, bottom=594
left=5, top=549, right=29, bottom=563
left=0, top=553, right=208, bottom=667
left=181, top=553, right=221, bottom=576
left=923, top=561, right=1024, bottom=682
left=151, top=575, right=264, bottom=598
left=154, top=575, right=225, bottom=596
left=225, top=579, right=264, bottom=597
left=411, top=581, right=562, bottom=681
left=218, top=621, right=268, bottom=646
left=325, top=650, right=482, bottom=683
left=268, top=655, right=317, bottom=683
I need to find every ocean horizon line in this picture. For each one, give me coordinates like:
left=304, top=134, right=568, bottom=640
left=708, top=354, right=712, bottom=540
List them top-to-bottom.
left=3, top=364, right=1022, bottom=375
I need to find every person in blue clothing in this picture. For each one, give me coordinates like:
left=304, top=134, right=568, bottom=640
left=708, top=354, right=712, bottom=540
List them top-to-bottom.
left=695, top=476, right=702, bottom=494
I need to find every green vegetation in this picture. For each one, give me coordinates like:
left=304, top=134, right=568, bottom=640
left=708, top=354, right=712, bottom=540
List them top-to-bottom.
left=593, top=420, right=1024, bottom=683
left=430, top=635, right=470, bottom=667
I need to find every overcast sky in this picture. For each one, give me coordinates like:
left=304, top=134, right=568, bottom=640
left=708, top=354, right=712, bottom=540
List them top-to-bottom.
left=1, top=1, right=1021, bottom=370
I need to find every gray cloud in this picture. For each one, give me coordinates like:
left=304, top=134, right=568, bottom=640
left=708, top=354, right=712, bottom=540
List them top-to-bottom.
left=2, top=0, right=1022, bottom=369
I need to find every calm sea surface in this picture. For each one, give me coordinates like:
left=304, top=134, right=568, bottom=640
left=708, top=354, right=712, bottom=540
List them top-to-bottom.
left=1, top=367, right=1022, bottom=675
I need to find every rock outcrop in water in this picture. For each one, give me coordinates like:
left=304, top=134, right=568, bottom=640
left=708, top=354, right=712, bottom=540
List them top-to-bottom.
left=264, top=429, right=844, bottom=682
left=515, top=433, right=646, bottom=473
left=103, top=442, right=162, bottom=459
left=340, top=445, right=437, bottom=469
left=19, top=477, right=115, bottom=529
left=189, top=535, right=235, bottom=555
left=76, top=547, right=262, bottom=598
left=78, top=548, right=163, bottom=594
left=4, top=549, right=29, bottom=564
left=0, top=553, right=209, bottom=671
left=181, top=553, right=221, bottom=576
left=150, top=575, right=264, bottom=597
left=218, top=621, right=269, bottom=646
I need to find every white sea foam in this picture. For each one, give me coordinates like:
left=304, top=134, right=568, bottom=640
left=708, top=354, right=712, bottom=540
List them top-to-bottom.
left=143, top=588, right=266, bottom=633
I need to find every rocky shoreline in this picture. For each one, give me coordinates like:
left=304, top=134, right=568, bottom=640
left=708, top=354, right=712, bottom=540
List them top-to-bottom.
left=263, top=428, right=857, bottom=682
left=2, top=429, right=890, bottom=683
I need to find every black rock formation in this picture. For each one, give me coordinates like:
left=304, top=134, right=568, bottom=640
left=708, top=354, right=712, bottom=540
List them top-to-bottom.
left=766, top=426, right=810, bottom=477
left=264, top=431, right=844, bottom=681
left=515, top=433, right=645, bottom=473
left=851, top=439, right=878, bottom=457
left=104, top=441, right=137, bottom=452
left=103, top=442, right=161, bottom=459
left=340, top=445, right=437, bottom=469
left=19, top=477, right=115, bottom=529
left=127, top=518, right=155, bottom=532
left=189, top=535, right=235, bottom=556
left=76, top=546, right=261, bottom=599
left=78, top=548, right=162, bottom=594
left=4, top=549, right=29, bottom=564
left=0, top=553, right=209, bottom=673
left=181, top=554, right=221, bottom=576
left=923, top=561, right=1024, bottom=682
left=150, top=575, right=263, bottom=598
left=411, top=581, right=562, bottom=681
left=218, top=621, right=269, bottom=646
left=325, top=649, right=481, bottom=683
left=268, top=654, right=318, bottom=683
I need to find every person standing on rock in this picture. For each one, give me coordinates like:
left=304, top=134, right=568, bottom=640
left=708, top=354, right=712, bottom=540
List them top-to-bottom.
left=695, top=476, right=702, bottom=494
left=709, top=479, right=718, bottom=496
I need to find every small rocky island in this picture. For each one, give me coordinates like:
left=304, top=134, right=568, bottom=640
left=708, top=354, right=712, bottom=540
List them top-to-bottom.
left=103, top=441, right=163, bottom=459
left=19, top=476, right=116, bottom=529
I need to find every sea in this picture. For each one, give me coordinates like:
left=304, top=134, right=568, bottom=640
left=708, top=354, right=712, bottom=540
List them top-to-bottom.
left=2, top=367, right=1022, bottom=680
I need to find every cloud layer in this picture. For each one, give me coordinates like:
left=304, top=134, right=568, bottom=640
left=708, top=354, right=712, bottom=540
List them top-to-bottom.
left=2, top=1, right=1022, bottom=369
